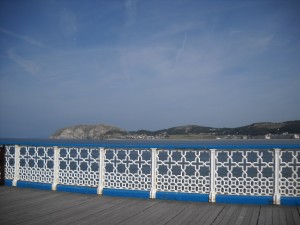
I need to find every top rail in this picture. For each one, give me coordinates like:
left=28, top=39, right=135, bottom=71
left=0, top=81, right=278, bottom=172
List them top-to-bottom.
left=1, top=138, right=300, bottom=149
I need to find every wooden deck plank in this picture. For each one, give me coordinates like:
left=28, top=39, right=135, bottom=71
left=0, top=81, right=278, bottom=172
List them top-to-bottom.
left=1, top=186, right=299, bottom=225
left=0, top=187, right=50, bottom=205
left=0, top=190, right=67, bottom=215
left=0, top=193, right=65, bottom=217
left=2, top=194, right=104, bottom=224
left=26, top=197, right=129, bottom=225
left=27, top=197, right=111, bottom=225
left=48, top=197, right=132, bottom=225
left=66, top=197, right=130, bottom=225
left=73, top=197, right=151, bottom=225
left=80, top=198, right=158, bottom=225
left=110, top=200, right=158, bottom=225
left=117, top=200, right=175, bottom=225
left=132, top=200, right=187, bottom=225
left=147, top=201, right=188, bottom=225
left=164, top=203, right=208, bottom=225
left=184, top=203, right=217, bottom=225
left=194, top=204, right=224, bottom=225
left=212, top=204, right=237, bottom=225
left=227, top=205, right=243, bottom=225
left=257, top=205, right=275, bottom=225
left=234, top=206, right=248, bottom=225
left=241, top=206, right=255, bottom=225
left=249, top=206, right=260, bottom=225
left=265, top=206, right=273, bottom=225
left=272, top=207, right=280, bottom=225
left=279, top=207, right=288, bottom=225
left=285, top=207, right=296, bottom=225
left=291, top=207, right=300, bottom=225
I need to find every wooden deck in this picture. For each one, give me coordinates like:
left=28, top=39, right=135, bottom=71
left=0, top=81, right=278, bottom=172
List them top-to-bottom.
left=0, top=186, right=299, bottom=225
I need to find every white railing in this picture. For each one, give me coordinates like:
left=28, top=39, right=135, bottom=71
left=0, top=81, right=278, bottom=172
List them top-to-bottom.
left=3, top=144, right=300, bottom=205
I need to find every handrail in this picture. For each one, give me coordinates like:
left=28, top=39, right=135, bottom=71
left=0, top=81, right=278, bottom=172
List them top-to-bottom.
left=1, top=138, right=300, bottom=149
left=2, top=140, right=300, bottom=205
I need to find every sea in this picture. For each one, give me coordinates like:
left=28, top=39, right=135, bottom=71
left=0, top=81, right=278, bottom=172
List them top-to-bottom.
left=1, top=138, right=300, bottom=149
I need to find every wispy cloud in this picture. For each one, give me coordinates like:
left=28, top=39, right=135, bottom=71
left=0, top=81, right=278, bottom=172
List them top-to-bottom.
left=1, top=0, right=300, bottom=137
left=125, top=0, right=138, bottom=26
left=60, top=9, right=78, bottom=36
left=0, top=27, right=44, bottom=47
left=176, top=32, right=187, bottom=63
left=7, top=49, right=40, bottom=76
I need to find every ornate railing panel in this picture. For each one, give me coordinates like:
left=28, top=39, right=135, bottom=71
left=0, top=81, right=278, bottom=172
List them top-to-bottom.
left=2, top=140, right=300, bottom=205
left=5, top=145, right=15, bottom=180
left=19, top=146, right=54, bottom=183
left=59, top=147, right=99, bottom=187
left=104, top=148, right=152, bottom=190
left=156, top=149, right=210, bottom=193
left=215, top=149, right=274, bottom=196
left=279, top=149, right=300, bottom=196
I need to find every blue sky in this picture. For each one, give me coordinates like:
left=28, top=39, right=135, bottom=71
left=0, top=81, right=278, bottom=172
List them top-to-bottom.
left=1, top=0, right=300, bottom=138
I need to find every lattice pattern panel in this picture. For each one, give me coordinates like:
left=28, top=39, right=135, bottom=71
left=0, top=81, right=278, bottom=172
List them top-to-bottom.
left=4, top=145, right=15, bottom=180
left=19, top=146, right=54, bottom=183
left=59, top=147, right=99, bottom=187
left=104, top=149, right=152, bottom=190
left=156, top=149, right=211, bottom=193
left=215, top=149, right=274, bottom=196
left=279, top=149, right=300, bottom=196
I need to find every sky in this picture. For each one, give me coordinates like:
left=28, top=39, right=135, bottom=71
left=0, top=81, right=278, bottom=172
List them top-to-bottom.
left=0, top=0, right=300, bottom=138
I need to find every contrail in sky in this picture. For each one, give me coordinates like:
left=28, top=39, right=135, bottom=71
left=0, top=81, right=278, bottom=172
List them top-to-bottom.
left=0, top=27, right=44, bottom=47
left=176, top=32, right=187, bottom=63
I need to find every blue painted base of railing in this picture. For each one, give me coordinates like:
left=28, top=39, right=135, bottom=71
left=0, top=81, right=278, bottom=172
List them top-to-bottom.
left=4, top=179, right=13, bottom=186
left=3, top=181, right=300, bottom=206
left=17, top=181, right=52, bottom=190
left=56, top=185, right=97, bottom=194
left=103, top=188, right=150, bottom=199
left=156, top=192, right=209, bottom=202
left=216, top=195, right=273, bottom=205
left=281, top=197, right=300, bottom=206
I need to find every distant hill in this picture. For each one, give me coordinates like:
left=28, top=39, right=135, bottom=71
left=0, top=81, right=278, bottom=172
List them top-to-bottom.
left=50, top=120, right=300, bottom=139
left=146, top=121, right=300, bottom=136
left=221, top=121, right=300, bottom=136
left=50, top=124, right=126, bottom=140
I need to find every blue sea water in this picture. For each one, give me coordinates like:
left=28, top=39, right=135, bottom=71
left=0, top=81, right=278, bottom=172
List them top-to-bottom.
left=1, top=138, right=300, bottom=149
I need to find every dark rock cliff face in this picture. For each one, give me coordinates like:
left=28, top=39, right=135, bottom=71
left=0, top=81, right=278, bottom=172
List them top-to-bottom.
left=50, top=124, right=127, bottom=140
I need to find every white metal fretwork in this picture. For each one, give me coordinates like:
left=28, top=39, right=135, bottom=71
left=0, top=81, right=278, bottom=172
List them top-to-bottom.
left=3, top=143, right=300, bottom=204
left=4, top=145, right=15, bottom=180
left=18, top=146, right=54, bottom=183
left=58, top=147, right=100, bottom=187
left=104, top=148, right=152, bottom=190
left=156, top=149, right=211, bottom=193
left=215, top=149, right=274, bottom=196
left=279, top=149, right=300, bottom=196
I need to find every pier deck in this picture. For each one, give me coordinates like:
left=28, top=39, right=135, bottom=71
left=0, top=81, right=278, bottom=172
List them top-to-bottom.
left=0, top=186, right=299, bottom=225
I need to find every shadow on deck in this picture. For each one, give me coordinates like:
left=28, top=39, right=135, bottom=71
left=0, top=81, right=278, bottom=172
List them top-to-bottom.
left=0, top=186, right=299, bottom=225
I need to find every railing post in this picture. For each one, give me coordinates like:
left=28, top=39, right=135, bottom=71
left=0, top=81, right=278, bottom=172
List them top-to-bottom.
left=0, top=145, right=5, bottom=185
left=13, top=145, right=20, bottom=186
left=52, top=146, right=60, bottom=191
left=97, top=147, right=105, bottom=195
left=150, top=148, right=157, bottom=199
left=273, top=148, right=281, bottom=205
left=209, top=149, right=216, bottom=203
